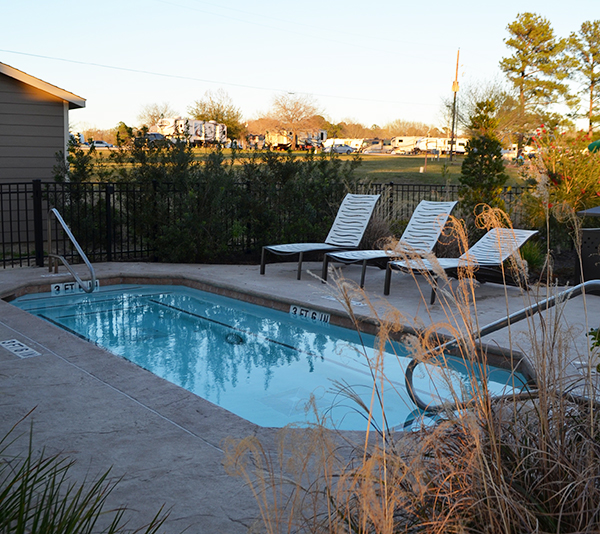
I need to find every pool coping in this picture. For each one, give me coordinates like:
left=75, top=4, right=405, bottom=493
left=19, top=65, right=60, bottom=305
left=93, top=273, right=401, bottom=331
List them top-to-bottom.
left=5, top=261, right=594, bottom=532
left=1, top=267, right=536, bottom=382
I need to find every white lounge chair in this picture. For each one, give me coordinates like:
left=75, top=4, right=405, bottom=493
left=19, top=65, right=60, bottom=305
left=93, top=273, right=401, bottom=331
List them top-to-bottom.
left=260, top=193, right=380, bottom=280
left=321, top=200, right=458, bottom=287
left=384, top=227, right=538, bottom=303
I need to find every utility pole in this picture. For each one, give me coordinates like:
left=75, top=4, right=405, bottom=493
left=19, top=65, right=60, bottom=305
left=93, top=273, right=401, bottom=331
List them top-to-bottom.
left=450, top=49, right=460, bottom=162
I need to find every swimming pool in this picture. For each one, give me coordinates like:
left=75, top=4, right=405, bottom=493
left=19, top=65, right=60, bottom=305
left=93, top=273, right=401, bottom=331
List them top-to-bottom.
left=13, top=284, right=526, bottom=430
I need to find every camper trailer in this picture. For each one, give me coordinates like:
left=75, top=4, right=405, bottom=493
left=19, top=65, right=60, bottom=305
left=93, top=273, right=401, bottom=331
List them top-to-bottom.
left=156, top=117, right=227, bottom=146
left=266, top=129, right=327, bottom=150
left=391, top=136, right=419, bottom=154
left=414, top=137, right=469, bottom=155
left=439, top=137, right=468, bottom=154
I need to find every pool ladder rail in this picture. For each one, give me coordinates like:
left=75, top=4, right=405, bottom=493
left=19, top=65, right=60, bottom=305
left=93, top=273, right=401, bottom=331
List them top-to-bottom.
left=47, top=208, right=97, bottom=294
left=405, top=279, right=600, bottom=414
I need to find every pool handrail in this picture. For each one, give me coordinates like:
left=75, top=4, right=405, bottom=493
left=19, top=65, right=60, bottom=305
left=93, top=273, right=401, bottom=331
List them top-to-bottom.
left=47, top=208, right=97, bottom=294
left=405, top=279, right=600, bottom=414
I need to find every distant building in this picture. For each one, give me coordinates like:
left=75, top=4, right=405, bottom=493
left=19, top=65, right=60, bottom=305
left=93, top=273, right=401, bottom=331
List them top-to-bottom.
left=0, top=62, right=85, bottom=184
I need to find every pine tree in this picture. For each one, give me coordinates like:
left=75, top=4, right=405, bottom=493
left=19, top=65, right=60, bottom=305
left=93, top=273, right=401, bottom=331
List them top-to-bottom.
left=500, top=13, right=574, bottom=143
left=569, top=20, right=600, bottom=135
left=459, top=101, right=509, bottom=238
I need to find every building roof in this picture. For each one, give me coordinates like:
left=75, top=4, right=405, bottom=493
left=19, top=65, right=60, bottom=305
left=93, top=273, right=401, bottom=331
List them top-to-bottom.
left=0, top=61, right=85, bottom=110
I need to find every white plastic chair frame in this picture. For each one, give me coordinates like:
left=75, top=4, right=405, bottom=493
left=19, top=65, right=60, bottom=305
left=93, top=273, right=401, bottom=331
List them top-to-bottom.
left=260, top=193, right=380, bottom=280
left=321, top=200, right=458, bottom=287
left=384, top=227, right=539, bottom=303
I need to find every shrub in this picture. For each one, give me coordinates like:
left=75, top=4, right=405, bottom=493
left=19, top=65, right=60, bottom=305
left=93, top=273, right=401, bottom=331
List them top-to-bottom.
left=521, top=127, right=600, bottom=252
left=459, top=134, right=509, bottom=241
left=53, top=141, right=362, bottom=263
left=225, top=210, right=600, bottom=534
left=0, top=422, right=168, bottom=533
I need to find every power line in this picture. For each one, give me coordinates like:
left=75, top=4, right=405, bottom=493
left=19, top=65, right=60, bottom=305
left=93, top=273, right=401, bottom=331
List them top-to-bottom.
left=0, top=49, right=436, bottom=108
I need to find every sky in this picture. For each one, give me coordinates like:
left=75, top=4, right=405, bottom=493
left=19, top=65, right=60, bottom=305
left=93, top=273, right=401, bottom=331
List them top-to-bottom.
left=1, top=0, right=597, bottom=133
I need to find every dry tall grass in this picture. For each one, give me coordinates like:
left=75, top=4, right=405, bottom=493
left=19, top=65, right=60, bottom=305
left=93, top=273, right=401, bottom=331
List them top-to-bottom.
left=225, top=206, right=600, bottom=534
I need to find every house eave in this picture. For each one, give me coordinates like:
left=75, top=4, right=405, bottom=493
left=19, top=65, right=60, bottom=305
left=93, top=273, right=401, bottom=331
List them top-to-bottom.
left=0, top=61, right=86, bottom=109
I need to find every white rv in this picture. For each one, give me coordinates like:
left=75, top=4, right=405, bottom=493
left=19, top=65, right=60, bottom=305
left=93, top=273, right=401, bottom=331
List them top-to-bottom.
left=156, top=117, right=227, bottom=146
left=390, top=136, right=419, bottom=154
left=414, top=137, right=469, bottom=154
left=439, top=137, right=469, bottom=154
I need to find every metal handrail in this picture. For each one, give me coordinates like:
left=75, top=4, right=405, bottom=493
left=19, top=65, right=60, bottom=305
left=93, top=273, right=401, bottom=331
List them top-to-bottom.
left=47, top=208, right=97, bottom=294
left=405, top=280, right=600, bottom=413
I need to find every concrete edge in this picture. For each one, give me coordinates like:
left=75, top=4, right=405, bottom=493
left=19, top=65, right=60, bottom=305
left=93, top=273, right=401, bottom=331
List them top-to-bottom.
left=1, top=269, right=534, bottom=382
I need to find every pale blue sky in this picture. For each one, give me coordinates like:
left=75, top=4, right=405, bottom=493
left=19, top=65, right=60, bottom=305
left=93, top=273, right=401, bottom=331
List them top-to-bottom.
left=1, top=0, right=597, bottom=131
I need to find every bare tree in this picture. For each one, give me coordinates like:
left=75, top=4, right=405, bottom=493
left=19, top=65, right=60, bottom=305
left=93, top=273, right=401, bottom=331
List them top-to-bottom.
left=441, top=79, right=520, bottom=145
left=268, top=93, right=320, bottom=148
left=137, top=102, right=178, bottom=128
left=383, top=119, right=440, bottom=137
left=338, top=120, right=370, bottom=139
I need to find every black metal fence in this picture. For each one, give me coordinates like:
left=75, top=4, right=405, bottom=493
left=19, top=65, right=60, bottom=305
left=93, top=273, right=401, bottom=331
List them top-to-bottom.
left=1, top=180, right=530, bottom=269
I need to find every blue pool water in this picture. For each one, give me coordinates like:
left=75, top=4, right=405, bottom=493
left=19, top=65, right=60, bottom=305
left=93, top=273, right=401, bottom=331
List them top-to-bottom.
left=13, top=285, right=526, bottom=430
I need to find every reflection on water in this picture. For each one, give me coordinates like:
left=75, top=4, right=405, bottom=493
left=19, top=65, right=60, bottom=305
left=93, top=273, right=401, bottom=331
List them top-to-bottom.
left=13, top=285, right=525, bottom=430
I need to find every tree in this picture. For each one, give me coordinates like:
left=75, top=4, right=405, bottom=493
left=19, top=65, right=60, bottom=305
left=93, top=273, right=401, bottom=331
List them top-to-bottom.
left=500, top=13, right=574, bottom=144
left=569, top=20, right=600, bottom=135
left=441, top=79, right=520, bottom=143
left=188, top=89, right=246, bottom=140
left=268, top=93, right=319, bottom=149
left=469, top=100, right=500, bottom=137
left=137, top=102, right=177, bottom=128
left=459, top=102, right=509, bottom=237
left=320, top=118, right=344, bottom=139
left=383, top=119, right=439, bottom=137
left=336, top=120, right=370, bottom=139
left=115, top=121, right=133, bottom=146
left=460, top=136, right=508, bottom=193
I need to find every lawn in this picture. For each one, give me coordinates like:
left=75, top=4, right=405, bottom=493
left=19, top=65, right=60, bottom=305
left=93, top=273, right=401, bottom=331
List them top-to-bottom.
left=95, top=147, right=525, bottom=185
left=229, top=150, right=525, bottom=185
left=342, top=153, right=525, bottom=185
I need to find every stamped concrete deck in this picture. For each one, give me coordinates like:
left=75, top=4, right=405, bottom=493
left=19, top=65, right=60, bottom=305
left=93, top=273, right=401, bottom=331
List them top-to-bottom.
left=0, top=260, right=599, bottom=533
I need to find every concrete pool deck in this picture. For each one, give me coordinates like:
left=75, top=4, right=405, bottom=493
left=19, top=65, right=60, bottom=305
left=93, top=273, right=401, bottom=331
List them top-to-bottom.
left=1, top=260, right=599, bottom=533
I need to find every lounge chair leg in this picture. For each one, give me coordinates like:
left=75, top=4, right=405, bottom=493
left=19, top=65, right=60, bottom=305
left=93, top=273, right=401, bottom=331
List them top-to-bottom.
left=260, top=247, right=267, bottom=275
left=297, top=252, right=303, bottom=280
left=321, top=254, right=329, bottom=282
left=360, top=260, right=367, bottom=288
left=384, top=263, right=392, bottom=295
left=429, top=276, right=439, bottom=304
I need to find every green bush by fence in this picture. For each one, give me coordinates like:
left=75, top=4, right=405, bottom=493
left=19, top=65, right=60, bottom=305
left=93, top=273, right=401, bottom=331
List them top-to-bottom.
left=2, top=145, right=528, bottom=268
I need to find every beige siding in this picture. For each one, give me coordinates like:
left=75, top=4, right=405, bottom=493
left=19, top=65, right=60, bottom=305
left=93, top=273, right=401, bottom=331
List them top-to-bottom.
left=0, top=74, right=67, bottom=184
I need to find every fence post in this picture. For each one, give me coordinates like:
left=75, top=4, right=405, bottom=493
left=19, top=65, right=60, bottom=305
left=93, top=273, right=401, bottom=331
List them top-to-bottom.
left=32, top=180, right=44, bottom=267
left=152, top=180, right=158, bottom=262
left=387, top=182, right=394, bottom=222
left=105, top=184, right=114, bottom=262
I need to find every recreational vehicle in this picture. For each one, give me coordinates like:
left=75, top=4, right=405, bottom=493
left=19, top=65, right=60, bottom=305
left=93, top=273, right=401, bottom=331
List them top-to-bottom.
left=156, top=117, right=227, bottom=146
left=390, top=136, right=419, bottom=154
left=414, top=137, right=469, bottom=154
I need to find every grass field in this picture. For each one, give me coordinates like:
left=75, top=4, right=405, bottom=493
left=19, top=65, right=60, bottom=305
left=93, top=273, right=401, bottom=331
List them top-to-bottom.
left=95, top=147, right=525, bottom=185
left=235, top=150, right=524, bottom=185
left=325, top=153, right=525, bottom=185
left=352, top=154, right=464, bottom=184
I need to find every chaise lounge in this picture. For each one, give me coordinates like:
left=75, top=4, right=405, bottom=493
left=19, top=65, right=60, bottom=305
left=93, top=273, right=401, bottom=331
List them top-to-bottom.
left=260, top=193, right=380, bottom=280
left=321, top=199, right=458, bottom=287
left=384, top=227, right=538, bottom=303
